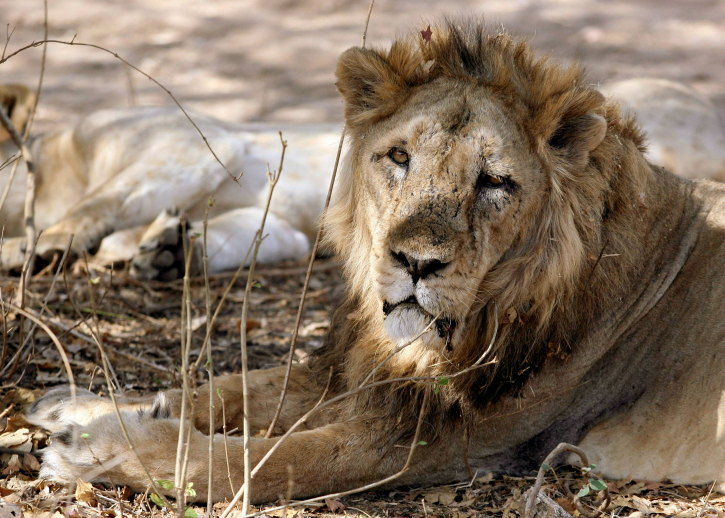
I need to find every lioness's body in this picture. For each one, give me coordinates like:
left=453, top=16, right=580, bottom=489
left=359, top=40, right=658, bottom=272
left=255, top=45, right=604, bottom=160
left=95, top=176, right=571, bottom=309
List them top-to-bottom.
left=28, top=22, right=725, bottom=502
left=0, top=105, right=338, bottom=277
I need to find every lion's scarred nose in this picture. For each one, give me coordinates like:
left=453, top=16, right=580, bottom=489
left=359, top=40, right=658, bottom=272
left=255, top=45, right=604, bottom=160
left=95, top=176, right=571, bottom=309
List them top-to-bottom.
left=391, top=250, right=449, bottom=283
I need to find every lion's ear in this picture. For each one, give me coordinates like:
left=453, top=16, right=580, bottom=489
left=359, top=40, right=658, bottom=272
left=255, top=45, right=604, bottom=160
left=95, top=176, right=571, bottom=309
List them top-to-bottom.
left=336, top=47, right=408, bottom=127
left=0, top=84, right=36, bottom=143
left=544, top=88, right=607, bottom=168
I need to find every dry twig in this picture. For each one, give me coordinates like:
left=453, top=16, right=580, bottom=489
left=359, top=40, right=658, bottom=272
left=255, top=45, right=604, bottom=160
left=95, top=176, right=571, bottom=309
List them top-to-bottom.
left=0, top=38, right=236, bottom=182
left=525, top=443, right=611, bottom=518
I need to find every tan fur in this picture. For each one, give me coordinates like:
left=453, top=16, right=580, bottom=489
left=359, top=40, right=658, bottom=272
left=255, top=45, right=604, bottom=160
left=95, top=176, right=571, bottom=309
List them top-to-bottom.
left=27, top=21, right=725, bottom=502
left=0, top=95, right=336, bottom=278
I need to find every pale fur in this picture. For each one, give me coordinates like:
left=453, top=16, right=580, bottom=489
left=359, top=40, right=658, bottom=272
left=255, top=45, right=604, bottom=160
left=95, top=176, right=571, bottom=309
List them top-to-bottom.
left=26, top=21, right=725, bottom=503
left=0, top=94, right=338, bottom=279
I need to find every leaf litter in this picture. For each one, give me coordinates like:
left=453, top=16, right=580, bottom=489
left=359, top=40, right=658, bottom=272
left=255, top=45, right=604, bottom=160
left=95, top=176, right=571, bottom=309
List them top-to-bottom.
left=1, top=259, right=724, bottom=518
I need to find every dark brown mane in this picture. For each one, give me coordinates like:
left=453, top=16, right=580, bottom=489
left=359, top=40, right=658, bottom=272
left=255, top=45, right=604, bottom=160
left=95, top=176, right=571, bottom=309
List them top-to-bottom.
left=314, top=20, right=655, bottom=435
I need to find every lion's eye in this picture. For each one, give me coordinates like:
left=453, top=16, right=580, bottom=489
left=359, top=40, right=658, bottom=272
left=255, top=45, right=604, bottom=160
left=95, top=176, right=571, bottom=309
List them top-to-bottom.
left=388, top=148, right=409, bottom=165
left=476, top=172, right=506, bottom=190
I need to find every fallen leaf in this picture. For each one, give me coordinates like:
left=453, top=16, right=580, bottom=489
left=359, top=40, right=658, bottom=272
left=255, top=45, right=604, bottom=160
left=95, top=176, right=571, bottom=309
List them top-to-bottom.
left=421, top=25, right=432, bottom=42
left=0, top=429, right=32, bottom=451
left=22, top=454, right=40, bottom=472
left=2, top=456, right=21, bottom=475
left=75, top=478, right=97, bottom=506
left=624, top=482, right=647, bottom=495
left=423, top=487, right=457, bottom=506
left=630, top=495, right=651, bottom=513
left=555, top=497, right=576, bottom=514
left=324, top=498, right=345, bottom=513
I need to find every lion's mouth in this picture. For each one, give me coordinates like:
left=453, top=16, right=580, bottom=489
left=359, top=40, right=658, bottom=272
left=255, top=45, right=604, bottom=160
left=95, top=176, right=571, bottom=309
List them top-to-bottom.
left=383, top=296, right=457, bottom=338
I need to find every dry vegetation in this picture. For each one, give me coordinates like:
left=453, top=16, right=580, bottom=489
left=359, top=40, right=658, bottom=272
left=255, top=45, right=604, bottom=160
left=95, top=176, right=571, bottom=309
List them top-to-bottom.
left=2, top=264, right=725, bottom=518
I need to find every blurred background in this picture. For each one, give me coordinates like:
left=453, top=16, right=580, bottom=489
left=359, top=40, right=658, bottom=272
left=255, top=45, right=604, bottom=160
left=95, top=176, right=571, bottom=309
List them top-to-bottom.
left=1, top=0, right=724, bottom=132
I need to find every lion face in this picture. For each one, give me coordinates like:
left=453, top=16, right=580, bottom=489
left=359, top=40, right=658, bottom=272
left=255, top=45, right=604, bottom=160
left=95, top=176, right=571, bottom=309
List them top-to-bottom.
left=332, top=28, right=609, bottom=361
left=353, top=79, right=545, bottom=349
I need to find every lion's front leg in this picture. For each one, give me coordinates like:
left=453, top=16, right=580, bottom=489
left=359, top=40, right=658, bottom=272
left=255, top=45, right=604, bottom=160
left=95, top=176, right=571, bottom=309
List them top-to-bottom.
left=169, top=365, right=326, bottom=435
left=40, top=408, right=462, bottom=504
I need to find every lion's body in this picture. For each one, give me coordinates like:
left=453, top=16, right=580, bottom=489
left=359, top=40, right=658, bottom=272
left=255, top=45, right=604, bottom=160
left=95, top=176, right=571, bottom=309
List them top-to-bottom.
left=27, top=22, right=725, bottom=502
left=602, top=78, right=725, bottom=182
left=0, top=105, right=338, bottom=278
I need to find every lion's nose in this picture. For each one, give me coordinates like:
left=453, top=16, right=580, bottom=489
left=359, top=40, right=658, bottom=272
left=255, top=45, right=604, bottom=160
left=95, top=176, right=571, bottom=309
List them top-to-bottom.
left=391, top=250, right=448, bottom=284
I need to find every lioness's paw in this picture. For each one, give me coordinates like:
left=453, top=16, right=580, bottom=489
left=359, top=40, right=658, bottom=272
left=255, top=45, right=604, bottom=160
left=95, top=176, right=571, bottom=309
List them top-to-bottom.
left=130, top=209, right=200, bottom=281
left=0, top=237, right=28, bottom=271
left=26, top=386, right=103, bottom=433
left=38, top=423, right=98, bottom=483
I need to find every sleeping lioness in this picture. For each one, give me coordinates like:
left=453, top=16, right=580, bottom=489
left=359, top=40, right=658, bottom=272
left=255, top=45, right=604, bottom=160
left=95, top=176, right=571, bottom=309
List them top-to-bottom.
left=26, top=20, right=725, bottom=503
left=0, top=87, right=339, bottom=280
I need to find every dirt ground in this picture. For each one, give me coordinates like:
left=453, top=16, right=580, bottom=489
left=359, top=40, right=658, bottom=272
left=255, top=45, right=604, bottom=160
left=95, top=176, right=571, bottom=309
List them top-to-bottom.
left=2, top=0, right=725, bottom=517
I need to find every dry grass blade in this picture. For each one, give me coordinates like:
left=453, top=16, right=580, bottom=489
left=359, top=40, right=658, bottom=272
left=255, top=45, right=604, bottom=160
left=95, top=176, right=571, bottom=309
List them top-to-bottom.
left=237, top=132, right=288, bottom=513
left=202, top=202, right=216, bottom=514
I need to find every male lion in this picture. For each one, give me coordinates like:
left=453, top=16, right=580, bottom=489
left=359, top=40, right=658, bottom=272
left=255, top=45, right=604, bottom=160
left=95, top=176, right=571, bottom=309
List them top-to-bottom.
left=28, top=21, right=725, bottom=502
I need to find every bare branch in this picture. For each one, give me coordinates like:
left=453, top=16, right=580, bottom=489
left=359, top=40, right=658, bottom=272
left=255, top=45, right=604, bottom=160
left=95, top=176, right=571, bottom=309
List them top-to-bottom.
left=0, top=38, right=238, bottom=182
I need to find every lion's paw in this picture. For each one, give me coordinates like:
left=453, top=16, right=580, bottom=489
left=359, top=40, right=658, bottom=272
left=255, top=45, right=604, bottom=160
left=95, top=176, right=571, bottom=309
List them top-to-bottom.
left=130, top=209, right=200, bottom=281
left=36, top=394, right=177, bottom=486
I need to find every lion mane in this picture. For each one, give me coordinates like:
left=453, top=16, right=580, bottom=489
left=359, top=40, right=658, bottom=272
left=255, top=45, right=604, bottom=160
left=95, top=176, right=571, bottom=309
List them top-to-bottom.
left=315, top=20, right=654, bottom=430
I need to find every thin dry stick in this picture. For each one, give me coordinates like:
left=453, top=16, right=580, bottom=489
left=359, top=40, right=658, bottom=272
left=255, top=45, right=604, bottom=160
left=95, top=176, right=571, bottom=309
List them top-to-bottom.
left=0, top=0, right=45, bottom=217
left=265, top=0, right=375, bottom=439
left=1, top=24, right=15, bottom=61
left=0, top=39, right=236, bottom=181
left=239, top=133, right=287, bottom=514
left=202, top=202, right=215, bottom=514
left=6, top=229, right=41, bottom=378
left=0, top=235, right=72, bottom=379
left=175, top=236, right=197, bottom=517
left=190, top=239, right=255, bottom=374
left=64, top=270, right=176, bottom=512
left=3, top=302, right=75, bottom=398
left=217, top=390, right=235, bottom=495
left=525, top=442, right=610, bottom=518
left=696, top=481, right=717, bottom=518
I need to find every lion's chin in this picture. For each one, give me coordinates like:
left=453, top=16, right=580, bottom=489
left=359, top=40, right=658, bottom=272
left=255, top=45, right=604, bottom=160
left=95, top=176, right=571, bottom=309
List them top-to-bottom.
left=383, top=305, right=441, bottom=347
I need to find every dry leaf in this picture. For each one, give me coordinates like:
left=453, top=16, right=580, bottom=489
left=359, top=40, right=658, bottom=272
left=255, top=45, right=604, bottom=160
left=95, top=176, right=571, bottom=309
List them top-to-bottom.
left=0, top=429, right=32, bottom=451
left=22, top=454, right=40, bottom=472
left=2, top=455, right=22, bottom=475
left=75, top=478, right=97, bottom=506
left=625, top=482, right=647, bottom=495
left=423, top=487, right=457, bottom=506
left=630, top=495, right=652, bottom=513
left=555, top=497, right=576, bottom=514
left=324, top=498, right=345, bottom=513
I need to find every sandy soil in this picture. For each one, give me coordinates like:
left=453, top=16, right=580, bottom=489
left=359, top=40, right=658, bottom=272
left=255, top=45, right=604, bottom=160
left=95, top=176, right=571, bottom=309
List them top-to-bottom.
left=0, top=0, right=723, bottom=132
